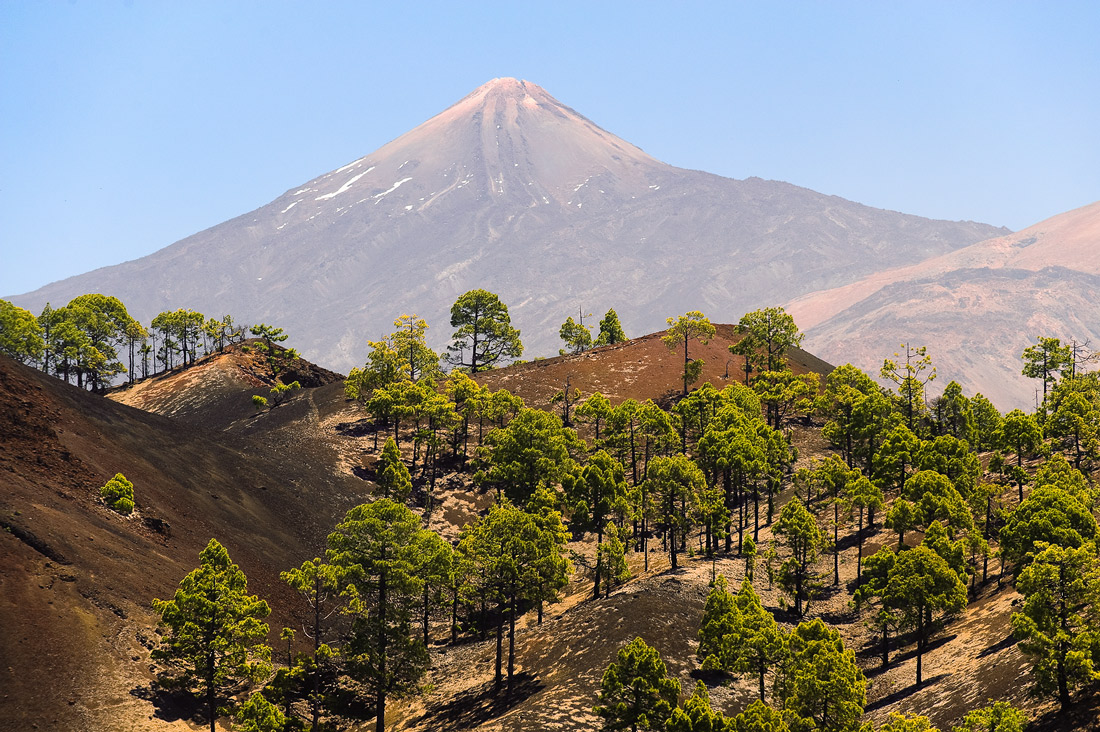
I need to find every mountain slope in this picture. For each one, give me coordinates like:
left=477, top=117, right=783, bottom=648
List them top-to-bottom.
left=10, top=78, right=1004, bottom=372
left=787, top=200, right=1100, bottom=409
left=0, top=354, right=369, bottom=729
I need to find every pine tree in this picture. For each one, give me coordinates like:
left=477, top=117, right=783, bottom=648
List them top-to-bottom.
left=446, top=289, right=523, bottom=372
left=0, top=299, right=45, bottom=363
left=730, top=306, right=804, bottom=375
left=595, top=308, right=627, bottom=346
left=662, top=311, right=716, bottom=396
left=389, top=314, right=442, bottom=382
left=559, top=315, right=594, bottom=354
left=1021, top=336, right=1071, bottom=418
left=881, top=343, right=936, bottom=431
left=1047, top=390, right=1100, bottom=470
left=576, top=392, right=613, bottom=444
left=970, top=393, right=1003, bottom=452
left=476, top=407, right=584, bottom=504
left=376, top=437, right=412, bottom=502
left=564, top=450, right=629, bottom=598
left=646, top=455, right=705, bottom=570
left=100, top=472, right=135, bottom=514
left=843, top=474, right=883, bottom=586
left=999, top=482, right=1097, bottom=574
left=772, top=498, right=826, bottom=617
left=326, top=500, right=432, bottom=732
left=596, top=521, right=631, bottom=596
left=152, top=539, right=272, bottom=732
left=1012, top=543, right=1100, bottom=711
left=882, top=545, right=967, bottom=686
left=279, top=557, right=342, bottom=731
left=697, top=573, right=738, bottom=667
left=732, top=579, right=786, bottom=702
left=774, top=618, right=865, bottom=732
left=593, top=637, right=680, bottom=732
left=666, top=681, right=734, bottom=732
left=234, top=692, right=287, bottom=732
left=730, top=700, right=798, bottom=732
left=952, top=701, right=1027, bottom=732
left=880, top=711, right=940, bottom=732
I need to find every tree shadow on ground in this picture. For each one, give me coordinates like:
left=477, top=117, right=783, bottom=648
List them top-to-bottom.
left=334, top=418, right=377, bottom=437
left=977, top=631, right=1017, bottom=658
left=862, top=633, right=958, bottom=679
left=417, top=673, right=544, bottom=732
left=865, top=673, right=948, bottom=711
left=129, top=684, right=203, bottom=725
left=1028, top=687, right=1100, bottom=732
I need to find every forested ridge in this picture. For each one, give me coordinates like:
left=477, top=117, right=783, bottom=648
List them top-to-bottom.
left=3, top=290, right=1100, bottom=732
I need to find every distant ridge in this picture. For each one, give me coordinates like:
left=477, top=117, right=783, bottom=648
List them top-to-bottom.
left=11, top=77, right=1006, bottom=373
left=789, top=200, right=1100, bottom=410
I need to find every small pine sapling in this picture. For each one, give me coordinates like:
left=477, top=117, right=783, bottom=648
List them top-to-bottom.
left=100, top=472, right=135, bottom=514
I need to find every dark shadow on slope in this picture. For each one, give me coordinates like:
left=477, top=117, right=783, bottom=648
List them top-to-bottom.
left=335, top=418, right=378, bottom=437
left=978, top=631, right=1018, bottom=658
left=419, top=673, right=544, bottom=731
left=865, top=673, right=948, bottom=711
left=129, top=684, right=204, bottom=725
left=1027, top=685, right=1100, bottom=732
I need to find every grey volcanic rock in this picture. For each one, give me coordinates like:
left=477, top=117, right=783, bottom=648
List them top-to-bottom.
left=11, top=78, right=1006, bottom=372
left=789, top=200, right=1100, bottom=410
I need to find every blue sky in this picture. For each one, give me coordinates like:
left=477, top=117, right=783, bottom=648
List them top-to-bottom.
left=2, top=1, right=1098, bottom=297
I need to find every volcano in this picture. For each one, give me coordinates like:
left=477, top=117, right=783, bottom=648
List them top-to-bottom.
left=10, top=78, right=1005, bottom=371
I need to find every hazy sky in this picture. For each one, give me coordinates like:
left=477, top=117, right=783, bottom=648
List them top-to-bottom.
left=2, top=1, right=1098, bottom=297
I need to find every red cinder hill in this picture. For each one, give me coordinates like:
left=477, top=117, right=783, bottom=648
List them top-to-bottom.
left=476, top=323, right=834, bottom=410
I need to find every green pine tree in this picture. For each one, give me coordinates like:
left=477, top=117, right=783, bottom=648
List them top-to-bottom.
left=152, top=539, right=272, bottom=732
left=593, top=637, right=680, bottom=732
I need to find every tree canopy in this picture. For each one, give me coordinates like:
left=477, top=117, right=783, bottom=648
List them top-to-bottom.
left=446, top=289, right=523, bottom=373
left=663, top=311, right=716, bottom=395
left=152, top=539, right=272, bottom=732
left=594, top=637, right=680, bottom=732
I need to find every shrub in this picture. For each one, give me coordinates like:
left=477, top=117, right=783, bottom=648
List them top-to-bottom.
left=100, top=473, right=135, bottom=514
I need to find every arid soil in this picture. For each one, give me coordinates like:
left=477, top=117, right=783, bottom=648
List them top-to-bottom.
left=2, top=336, right=1094, bottom=730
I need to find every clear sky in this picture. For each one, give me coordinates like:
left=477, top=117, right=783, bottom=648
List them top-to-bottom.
left=2, top=1, right=1098, bottom=297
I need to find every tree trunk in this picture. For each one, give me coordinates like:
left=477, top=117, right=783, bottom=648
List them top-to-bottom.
left=833, top=498, right=840, bottom=585
left=855, top=511, right=864, bottom=585
left=593, top=522, right=604, bottom=599
left=376, top=562, right=388, bottom=732
left=451, top=584, right=459, bottom=644
left=423, top=585, right=430, bottom=648
left=507, top=589, right=516, bottom=683
left=494, top=606, right=503, bottom=686
left=916, top=610, right=924, bottom=686
left=881, top=623, right=889, bottom=669
left=206, top=649, right=216, bottom=732
left=758, top=658, right=766, bottom=701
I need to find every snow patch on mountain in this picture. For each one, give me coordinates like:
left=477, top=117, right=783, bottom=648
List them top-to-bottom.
left=316, top=169, right=374, bottom=201
left=373, top=177, right=413, bottom=203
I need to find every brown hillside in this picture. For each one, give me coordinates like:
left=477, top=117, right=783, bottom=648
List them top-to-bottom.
left=476, top=323, right=834, bottom=410
left=3, top=334, right=1088, bottom=731
left=108, top=339, right=342, bottom=430
left=0, top=354, right=369, bottom=730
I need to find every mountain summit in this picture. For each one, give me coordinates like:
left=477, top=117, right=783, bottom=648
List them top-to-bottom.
left=12, top=79, right=1006, bottom=370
